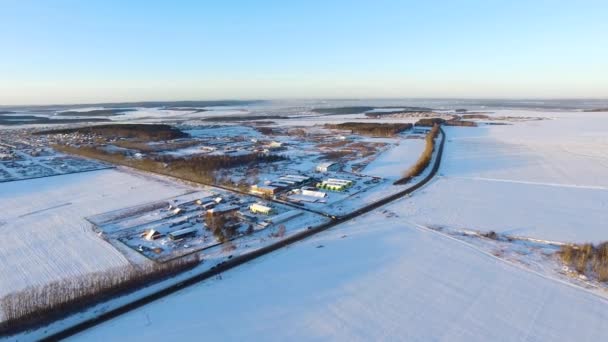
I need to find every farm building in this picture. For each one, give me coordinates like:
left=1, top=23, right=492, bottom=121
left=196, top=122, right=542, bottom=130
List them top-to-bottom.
left=316, top=162, right=341, bottom=173
left=279, top=174, right=310, bottom=185
left=326, top=178, right=353, bottom=187
left=317, top=182, right=346, bottom=191
left=251, top=184, right=283, bottom=196
left=301, top=187, right=327, bottom=198
left=195, top=197, right=215, bottom=205
left=200, top=201, right=216, bottom=210
left=250, top=203, right=273, bottom=215
left=207, top=205, right=239, bottom=218
left=266, top=210, right=302, bottom=225
left=168, top=227, right=198, bottom=241
left=142, top=229, right=161, bottom=241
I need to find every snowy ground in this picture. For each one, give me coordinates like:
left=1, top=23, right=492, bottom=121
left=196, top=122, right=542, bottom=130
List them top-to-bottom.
left=3, top=106, right=608, bottom=340
left=400, top=110, right=608, bottom=243
left=362, top=137, right=424, bottom=180
left=0, top=168, right=193, bottom=303
left=66, top=196, right=608, bottom=341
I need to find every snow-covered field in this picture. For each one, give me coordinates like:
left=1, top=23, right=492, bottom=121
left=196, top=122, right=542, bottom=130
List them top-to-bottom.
left=3, top=105, right=608, bottom=340
left=401, top=110, right=608, bottom=243
left=363, top=138, right=424, bottom=180
left=0, top=168, right=193, bottom=304
left=67, top=196, right=608, bottom=341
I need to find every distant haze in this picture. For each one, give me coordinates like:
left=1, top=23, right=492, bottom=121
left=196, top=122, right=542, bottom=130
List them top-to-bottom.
left=1, top=0, right=607, bottom=105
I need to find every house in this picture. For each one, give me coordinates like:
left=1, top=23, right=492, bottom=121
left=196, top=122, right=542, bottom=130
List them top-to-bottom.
left=316, top=162, right=341, bottom=173
left=276, top=178, right=298, bottom=186
left=316, top=178, right=353, bottom=191
left=269, top=181, right=292, bottom=188
left=199, top=201, right=216, bottom=210
left=250, top=203, right=273, bottom=215
left=237, top=211, right=258, bottom=222
left=168, top=227, right=198, bottom=241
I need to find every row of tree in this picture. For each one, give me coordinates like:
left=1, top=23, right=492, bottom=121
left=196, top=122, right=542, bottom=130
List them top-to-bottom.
left=324, top=122, right=412, bottom=137
left=37, top=124, right=189, bottom=141
left=396, top=124, right=440, bottom=184
left=52, top=144, right=287, bottom=187
left=0, top=256, right=199, bottom=336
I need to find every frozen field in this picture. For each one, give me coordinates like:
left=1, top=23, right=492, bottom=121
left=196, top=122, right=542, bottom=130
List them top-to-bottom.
left=400, top=110, right=608, bottom=243
left=362, top=138, right=425, bottom=180
left=0, top=168, right=193, bottom=303
left=67, top=197, right=608, bottom=341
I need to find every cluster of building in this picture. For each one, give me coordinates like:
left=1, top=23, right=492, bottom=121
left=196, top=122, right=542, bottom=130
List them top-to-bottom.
left=190, top=138, right=285, bottom=157
left=250, top=174, right=312, bottom=197
left=140, top=192, right=304, bottom=246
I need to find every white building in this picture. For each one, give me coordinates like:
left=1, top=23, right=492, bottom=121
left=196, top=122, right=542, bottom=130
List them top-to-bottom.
left=316, top=162, right=341, bottom=173
left=302, top=188, right=327, bottom=198
left=250, top=203, right=273, bottom=215
left=266, top=210, right=302, bottom=224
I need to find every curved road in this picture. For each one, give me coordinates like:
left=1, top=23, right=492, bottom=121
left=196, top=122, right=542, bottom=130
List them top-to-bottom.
left=41, top=127, right=446, bottom=341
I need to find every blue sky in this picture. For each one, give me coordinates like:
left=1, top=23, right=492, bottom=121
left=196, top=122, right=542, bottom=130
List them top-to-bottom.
left=0, top=0, right=607, bottom=104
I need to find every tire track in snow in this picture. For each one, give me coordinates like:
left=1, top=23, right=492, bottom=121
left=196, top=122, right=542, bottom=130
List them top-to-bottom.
left=445, top=176, right=608, bottom=191
left=18, top=202, right=73, bottom=218
left=406, top=221, right=608, bottom=304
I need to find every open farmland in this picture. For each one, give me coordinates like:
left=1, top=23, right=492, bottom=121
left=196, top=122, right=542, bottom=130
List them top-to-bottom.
left=2, top=102, right=608, bottom=341
left=400, top=110, right=608, bottom=243
left=362, top=138, right=425, bottom=180
left=0, top=168, right=193, bottom=318
left=66, top=197, right=608, bottom=341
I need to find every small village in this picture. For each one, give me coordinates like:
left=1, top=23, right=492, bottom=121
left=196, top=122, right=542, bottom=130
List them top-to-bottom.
left=0, top=121, right=428, bottom=263
left=88, top=190, right=328, bottom=262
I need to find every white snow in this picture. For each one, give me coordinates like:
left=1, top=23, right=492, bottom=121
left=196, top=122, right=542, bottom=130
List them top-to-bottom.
left=401, top=110, right=608, bottom=243
left=363, top=138, right=424, bottom=179
left=0, top=168, right=193, bottom=302
left=66, top=197, right=608, bottom=341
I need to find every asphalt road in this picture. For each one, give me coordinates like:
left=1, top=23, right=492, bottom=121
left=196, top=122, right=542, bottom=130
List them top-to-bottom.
left=39, top=127, right=446, bottom=341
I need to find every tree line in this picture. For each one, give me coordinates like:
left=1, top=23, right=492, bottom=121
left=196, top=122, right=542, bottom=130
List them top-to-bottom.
left=324, top=122, right=412, bottom=137
left=36, top=124, right=189, bottom=141
left=395, top=124, right=440, bottom=184
left=52, top=144, right=287, bottom=186
left=0, top=256, right=199, bottom=336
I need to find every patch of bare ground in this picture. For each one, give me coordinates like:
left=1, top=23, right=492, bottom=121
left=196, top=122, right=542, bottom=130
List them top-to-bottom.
left=559, top=243, right=608, bottom=282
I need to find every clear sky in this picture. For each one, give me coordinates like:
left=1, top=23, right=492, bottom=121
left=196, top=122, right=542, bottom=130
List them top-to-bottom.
left=1, top=0, right=607, bottom=105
